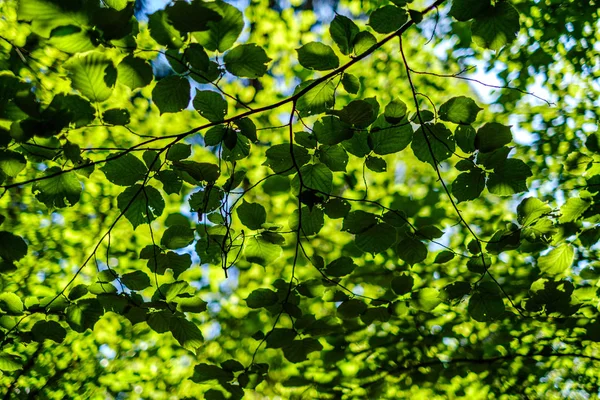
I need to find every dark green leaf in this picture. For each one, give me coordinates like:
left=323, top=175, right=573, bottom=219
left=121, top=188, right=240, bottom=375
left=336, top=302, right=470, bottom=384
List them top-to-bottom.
left=193, top=0, right=243, bottom=52
left=450, top=0, right=491, bottom=21
left=165, top=1, right=222, bottom=33
left=471, top=1, right=520, bottom=50
left=369, top=5, right=408, bottom=34
left=329, top=15, right=359, bottom=55
left=297, top=42, right=339, bottom=71
left=224, top=44, right=271, bottom=78
left=341, top=73, right=360, bottom=94
left=152, top=76, right=190, bottom=114
left=193, top=90, right=227, bottom=122
left=439, top=96, right=482, bottom=125
left=411, top=123, right=455, bottom=165
left=475, top=123, right=512, bottom=153
left=317, top=144, right=348, bottom=172
left=101, top=154, right=147, bottom=186
left=365, top=156, right=387, bottom=172
left=486, top=159, right=532, bottom=196
left=33, top=167, right=82, bottom=208
left=452, top=169, right=486, bottom=202
left=117, top=185, right=165, bottom=229
left=237, top=200, right=267, bottom=230
left=355, top=223, right=396, bottom=254
left=0, top=231, right=27, bottom=262
left=397, top=238, right=428, bottom=266
left=121, top=270, right=151, bottom=290
left=391, top=274, right=414, bottom=295
left=468, top=282, right=505, bottom=321
left=246, top=288, right=279, bottom=308
left=32, top=320, right=67, bottom=343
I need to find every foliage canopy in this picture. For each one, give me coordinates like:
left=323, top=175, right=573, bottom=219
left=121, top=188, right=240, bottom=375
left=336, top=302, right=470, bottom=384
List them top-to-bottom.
left=1, top=0, right=600, bottom=398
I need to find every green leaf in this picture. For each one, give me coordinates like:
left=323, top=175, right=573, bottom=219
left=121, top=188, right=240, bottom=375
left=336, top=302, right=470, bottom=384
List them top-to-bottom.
left=104, top=0, right=131, bottom=11
left=193, top=0, right=244, bottom=52
left=450, top=0, right=491, bottom=21
left=165, top=1, right=222, bottom=33
left=471, top=1, right=520, bottom=50
left=369, top=5, right=408, bottom=34
left=148, top=10, right=184, bottom=48
left=329, top=14, right=359, bottom=55
left=353, top=31, right=377, bottom=55
left=297, top=42, right=339, bottom=71
left=224, top=44, right=271, bottom=78
left=64, top=51, right=116, bottom=102
left=117, top=55, right=153, bottom=89
left=341, top=73, right=360, bottom=94
left=152, top=76, right=191, bottom=114
left=295, top=80, right=336, bottom=116
left=193, top=89, right=227, bottom=122
left=439, top=96, right=482, bottom=125
left=384, top=99, right=408, bottom=124
left=328, top=100, right=377, bottom=129
left=102, top=108, right=130, bottom=125
left=369, top=115, right=413, bottom=155
left=313, top=116, right=353, bottom=146
left=411, top=123, right=455, bottom=166
left=475, top=123, right=512, bottom=153
left=455, top=125, right=477, bottom=153
left=166, top=144, right=191, bottom=162
left=264, top=144, right=310, bottom=174
left=317, top=144, right=349, bottom=172
left=0, top=150, right=26, bottom=177
left=101, top=154, right=147, bottom=186
left=365, top=155, right=387, bottom=172
left=486, top=159, right=532, bottom=196
left=173, top=161, right=220, bottom=183
left=298, top=163, right=333, bottom=194
left=33, top=167, right=82, bottom=208
left=452, top=169, right=486, bottom=202
left=117, top=185, right=165, bottom=229
left=189, top=187, right=224, bottom=213
left=517, top=197, right=552, bottom=226
left=559, top=197, right=590, bottom=223
left=323, top=198, right=351, bottom=219
left=237, top=200, right=267, bottom=230
left=289, top=206, right=325, bottom=236
left=342, top=210, right=377, bottom=234
left=355, top=223, right=396, bottom=254
left=161, top=225, right=195, bottom=249
left=0, top=231, right=28, bottom=262
left=244, top=237, right=282, bottom=266
left=397, top=238, right=428, bottom=266
left=538, top=244, right=575, bottom=276
left=435, top=251, right=455, bottom=264
left=325, top=256, right=357, bottom=277
left=121, top=270, right=151, bottom=290
left=391, top=274, right=414, bottom=295
left=468, top=282, right=504, bottom=321
left=246, top=288, right=279, bottom=308
left=411, top=288, right=441, bottom=312
left=0, top=293, right=23, bottom=315
left=177, top=296, right=208, bottom=313
left=66, top=299, right=104, bottom=332
left=337, top=299, right=368, bottom=319
left=147, top=310, right=172, bottom=333
left=169, top=317, right=204, bottom=354
left=32, top=320, right=66, bottom=343
left=266, top=328, right=297, bottom=349
left=283, top=338, right=323, bottom=363
left=0, top=353, right=22, bottom=372
left=192, top=363, right=234, bottom=383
